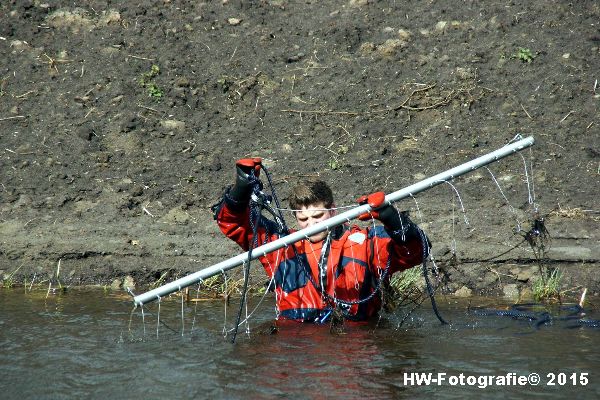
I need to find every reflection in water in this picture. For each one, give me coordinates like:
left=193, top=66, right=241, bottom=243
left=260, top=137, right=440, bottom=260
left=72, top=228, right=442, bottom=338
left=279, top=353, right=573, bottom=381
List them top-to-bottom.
left=0, top=289, right=599, bottom=400
left=230, top=322, right=421, bottom=399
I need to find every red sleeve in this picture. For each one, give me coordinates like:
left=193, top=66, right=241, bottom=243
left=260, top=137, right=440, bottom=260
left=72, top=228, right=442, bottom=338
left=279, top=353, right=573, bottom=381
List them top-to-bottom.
left=215, top=197, right=280, bottom=253
left=215, top=199, right=254, bottom=251
left=367, top=226, right=426, bottom=274
left=389, top=237, right=426, bottom=273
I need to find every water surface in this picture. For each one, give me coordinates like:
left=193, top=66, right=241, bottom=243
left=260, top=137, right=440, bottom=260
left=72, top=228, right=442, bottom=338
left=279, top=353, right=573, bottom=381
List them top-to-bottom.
left=1, top=288, right=598, bottom=399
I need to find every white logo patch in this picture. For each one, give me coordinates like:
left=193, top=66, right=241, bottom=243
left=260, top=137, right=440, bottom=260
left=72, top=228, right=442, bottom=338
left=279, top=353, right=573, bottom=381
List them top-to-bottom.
left=348, top=232, right=366, bottom=244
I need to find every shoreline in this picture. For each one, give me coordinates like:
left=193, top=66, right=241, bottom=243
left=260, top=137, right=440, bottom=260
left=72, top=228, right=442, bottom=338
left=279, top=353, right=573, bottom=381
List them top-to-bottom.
left=2, top=214, right=598, bottom=300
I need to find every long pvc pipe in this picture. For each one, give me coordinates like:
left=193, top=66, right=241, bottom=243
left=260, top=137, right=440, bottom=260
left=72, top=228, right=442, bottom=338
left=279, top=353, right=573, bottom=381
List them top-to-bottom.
left=134, top=136, right=534, bottom=306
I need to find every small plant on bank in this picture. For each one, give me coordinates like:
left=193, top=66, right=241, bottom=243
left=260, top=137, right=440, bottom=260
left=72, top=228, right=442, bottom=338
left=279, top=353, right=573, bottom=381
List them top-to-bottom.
left=516, top=47, right=535, bottom=63
left=140, top=64, right=160, bottom=84
left=139, top=65, right=164, bottom=99
left=217, top=76, right=233, bottom=93
left=145, top=83, right=163, bottom=99
left=328, top=157, right=340, bottom=170
left=3, top=264, right=23, bottom=288
left=383, top=267, right=423, bottom=313
left=390, top=267, right=422, bottom=293
left=533, top=267, right=561, bottom=302
left=149, top=270, right=170, bottom=289
left=2, top=274, right=14, bottom=289
left=199, top=275, right=222, bottom=292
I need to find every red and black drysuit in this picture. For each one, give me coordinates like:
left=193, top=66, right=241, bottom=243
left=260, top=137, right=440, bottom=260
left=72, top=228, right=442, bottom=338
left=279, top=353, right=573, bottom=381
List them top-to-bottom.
left=214, top=191, right=428, bottom=323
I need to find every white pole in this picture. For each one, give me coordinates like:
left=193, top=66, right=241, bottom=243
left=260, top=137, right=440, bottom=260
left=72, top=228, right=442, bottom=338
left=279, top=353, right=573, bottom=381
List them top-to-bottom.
left=133, top=136, right=534, bottom=305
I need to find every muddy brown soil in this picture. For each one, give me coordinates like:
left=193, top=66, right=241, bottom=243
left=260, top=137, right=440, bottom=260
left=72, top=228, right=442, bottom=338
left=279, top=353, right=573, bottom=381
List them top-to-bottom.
left=1, top=1, right=599, bottom=299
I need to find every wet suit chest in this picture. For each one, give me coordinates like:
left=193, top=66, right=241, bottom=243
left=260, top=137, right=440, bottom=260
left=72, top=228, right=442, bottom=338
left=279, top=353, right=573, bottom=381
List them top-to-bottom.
left=300, top=225, right=371, bottom=297
left=301, top=235, right=333, bottom=293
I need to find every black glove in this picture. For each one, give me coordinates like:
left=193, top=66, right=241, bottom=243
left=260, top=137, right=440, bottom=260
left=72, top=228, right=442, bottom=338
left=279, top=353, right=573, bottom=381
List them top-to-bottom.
left=227, top=158, right=262, bottom=206
left=377, top=207, right=421, bottom=243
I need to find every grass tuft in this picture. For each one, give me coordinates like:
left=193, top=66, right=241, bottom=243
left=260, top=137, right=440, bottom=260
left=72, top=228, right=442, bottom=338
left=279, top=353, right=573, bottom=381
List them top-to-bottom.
left=533, top=268, right=561, bottom=302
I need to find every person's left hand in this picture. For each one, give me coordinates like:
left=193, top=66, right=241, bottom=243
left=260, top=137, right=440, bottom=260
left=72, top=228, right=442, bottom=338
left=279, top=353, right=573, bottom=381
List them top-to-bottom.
left=357, top=191, right=409, bottom=233
left=357, top=191, right=390, bottom=221
left=357, top=192, right=426, bottom=246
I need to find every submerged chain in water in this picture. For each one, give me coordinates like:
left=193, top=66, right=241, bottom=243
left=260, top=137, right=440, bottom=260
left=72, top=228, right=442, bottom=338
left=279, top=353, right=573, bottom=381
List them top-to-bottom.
left=190, top=282, right=202, bottom=336
left=181, top=292, right=185, bottom=337
left=157, top=298, right=161, bottom=339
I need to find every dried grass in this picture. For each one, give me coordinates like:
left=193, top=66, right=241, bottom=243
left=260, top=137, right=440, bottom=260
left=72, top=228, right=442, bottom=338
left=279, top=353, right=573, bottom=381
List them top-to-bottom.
left=549, top=205, right=600, bottom=221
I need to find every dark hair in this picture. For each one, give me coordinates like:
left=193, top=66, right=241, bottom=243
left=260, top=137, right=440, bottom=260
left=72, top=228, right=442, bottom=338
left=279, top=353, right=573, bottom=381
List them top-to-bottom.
left=289, top=179, right=334, bottom=210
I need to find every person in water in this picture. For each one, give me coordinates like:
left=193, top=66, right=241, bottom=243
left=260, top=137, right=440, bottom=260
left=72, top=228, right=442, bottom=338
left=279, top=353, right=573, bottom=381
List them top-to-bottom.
left=213, top=158, right=429, bottom=323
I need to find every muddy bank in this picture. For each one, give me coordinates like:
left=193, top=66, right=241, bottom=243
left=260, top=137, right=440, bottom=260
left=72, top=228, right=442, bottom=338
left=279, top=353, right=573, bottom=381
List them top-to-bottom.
left=1, top=1, right=599, bottom=298
left=1, top=208, right=598, bottom=300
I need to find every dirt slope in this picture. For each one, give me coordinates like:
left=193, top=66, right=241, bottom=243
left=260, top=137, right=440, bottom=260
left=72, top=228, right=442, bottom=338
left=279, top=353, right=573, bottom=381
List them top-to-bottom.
left=1, top=1, right=598, bottom=298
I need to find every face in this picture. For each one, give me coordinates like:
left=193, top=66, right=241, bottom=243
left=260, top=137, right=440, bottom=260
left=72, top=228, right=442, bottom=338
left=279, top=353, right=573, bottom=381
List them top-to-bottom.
left=295, top=203, right=335, bottom=243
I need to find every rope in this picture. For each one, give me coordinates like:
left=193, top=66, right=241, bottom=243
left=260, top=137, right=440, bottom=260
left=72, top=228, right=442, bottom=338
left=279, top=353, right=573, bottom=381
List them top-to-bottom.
left=260, top=166, right=291, bottom=234
left=230, top=175, right=263, bottom=344
left=418, top=227, right=448, bottom=325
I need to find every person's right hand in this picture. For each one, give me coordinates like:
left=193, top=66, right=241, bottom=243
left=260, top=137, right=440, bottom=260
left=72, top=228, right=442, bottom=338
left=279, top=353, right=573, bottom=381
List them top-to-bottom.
left=229, top=158, right=262, bottom=204
left=236, top=158, right=262, bottom=178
